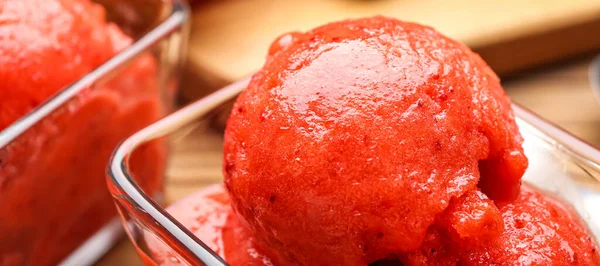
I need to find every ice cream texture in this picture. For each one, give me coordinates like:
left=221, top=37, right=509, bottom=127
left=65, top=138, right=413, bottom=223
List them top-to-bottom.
left=223, top=16, right=527, bottom=265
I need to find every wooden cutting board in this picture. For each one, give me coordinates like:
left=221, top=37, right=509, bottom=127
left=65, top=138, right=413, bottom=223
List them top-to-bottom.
left=181, top=0, right=600, bottom=101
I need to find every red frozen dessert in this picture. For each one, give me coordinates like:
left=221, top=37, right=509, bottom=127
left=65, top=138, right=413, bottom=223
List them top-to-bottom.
left=0, top=0, right=165, bottom=265
left=223, top=17, right=527, bottom=265
left=154, top=185, right=599, bottom=266
left=401, top=186, right=600, bottom=265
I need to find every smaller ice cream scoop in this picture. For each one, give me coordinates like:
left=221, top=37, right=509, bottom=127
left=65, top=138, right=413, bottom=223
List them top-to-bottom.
left=223, top=16, right=527, bottom=265
left=148, top=185, right=273, bottom=266
left=401, top=185, right=600, bottom=265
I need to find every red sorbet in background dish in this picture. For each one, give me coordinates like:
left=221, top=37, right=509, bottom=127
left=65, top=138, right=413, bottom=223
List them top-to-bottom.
left=0, top=0, right=165, bottom=265
left=223, top=17, right=527, bottom=265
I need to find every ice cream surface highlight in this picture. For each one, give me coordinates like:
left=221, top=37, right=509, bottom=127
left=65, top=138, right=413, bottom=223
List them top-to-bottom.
left=223, top=16, right=527, bottom=265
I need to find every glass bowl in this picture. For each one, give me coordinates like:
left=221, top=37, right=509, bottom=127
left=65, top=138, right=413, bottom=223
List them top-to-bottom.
left=0, top=1, right=189, bottom=265
left=108, top=77, right=600, bottom=265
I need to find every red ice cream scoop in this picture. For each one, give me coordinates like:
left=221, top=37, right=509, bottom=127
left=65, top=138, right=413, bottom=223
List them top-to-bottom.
left=223, top=17, right=528, bottom=265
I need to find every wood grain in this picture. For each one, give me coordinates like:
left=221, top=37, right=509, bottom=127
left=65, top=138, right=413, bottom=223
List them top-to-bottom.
left=181, top=0, right=600, bottom=100
left=96, top=56, right=600, bottom=265
left=504, top=57, right=600, bottom=145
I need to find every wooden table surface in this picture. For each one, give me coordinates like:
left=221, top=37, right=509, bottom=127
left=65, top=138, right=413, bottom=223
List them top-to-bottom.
left=96, top=56, right=600, bottom=265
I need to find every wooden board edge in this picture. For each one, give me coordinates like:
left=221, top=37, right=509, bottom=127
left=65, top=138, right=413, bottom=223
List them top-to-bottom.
left=474, top=15, right=600, bottom=77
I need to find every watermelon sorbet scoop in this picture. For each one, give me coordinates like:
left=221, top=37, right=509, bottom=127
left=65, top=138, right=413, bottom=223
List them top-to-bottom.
left=223, top=17, right=529, bottom=265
